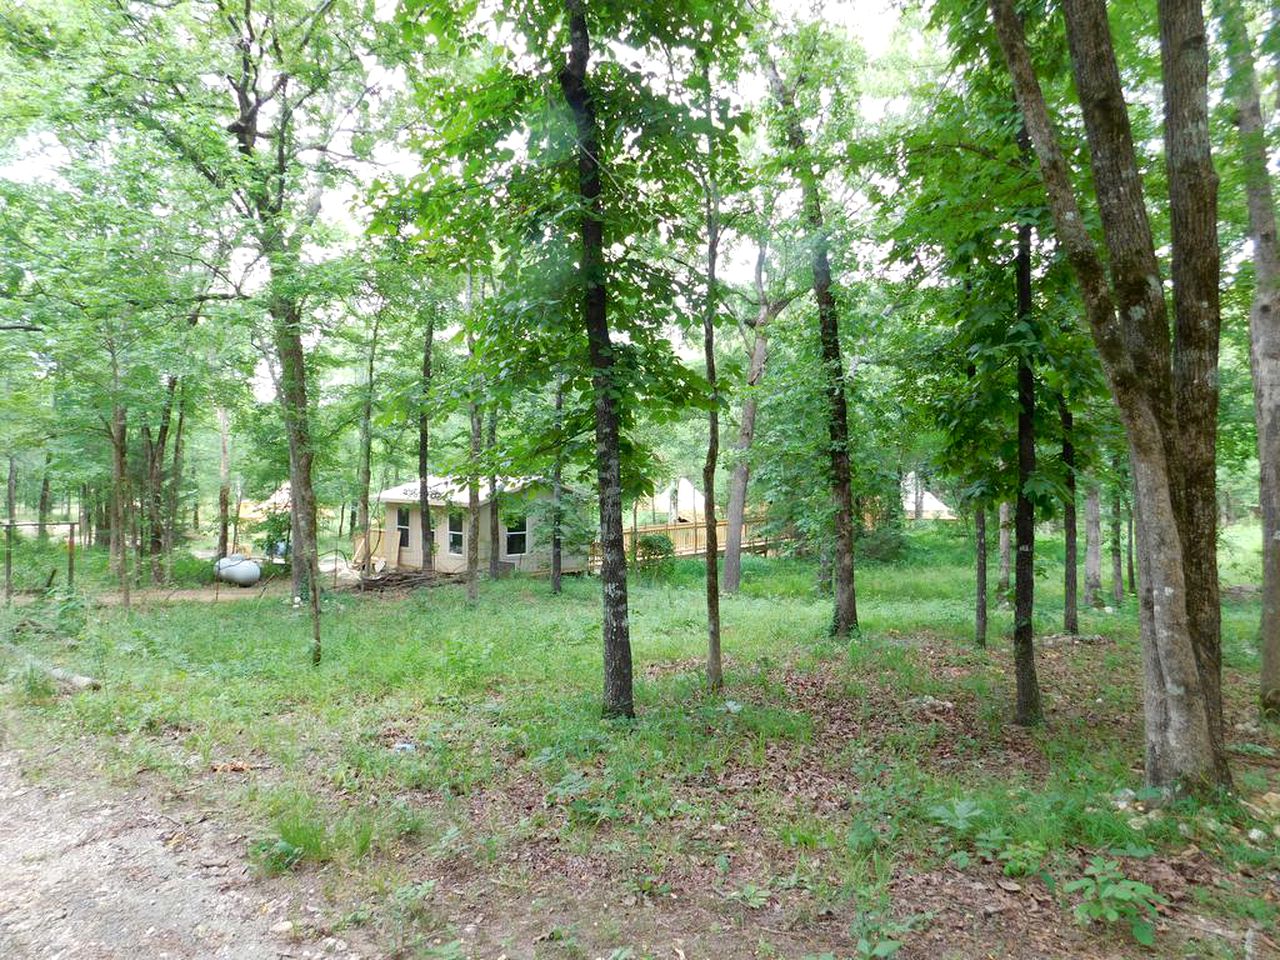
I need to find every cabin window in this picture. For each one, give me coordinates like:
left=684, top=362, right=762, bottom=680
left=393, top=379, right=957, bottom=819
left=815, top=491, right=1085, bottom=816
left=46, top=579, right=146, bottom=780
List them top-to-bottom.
left=396, top=507, right=410, bottom=548
left=448, top=511, right=464, bottom=555
left=505, top=514, right=527, bottom=556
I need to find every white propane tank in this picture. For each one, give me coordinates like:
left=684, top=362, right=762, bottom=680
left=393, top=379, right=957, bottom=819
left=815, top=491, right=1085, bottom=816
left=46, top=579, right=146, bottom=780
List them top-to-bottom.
left=214, top=554, right=261, bottom=587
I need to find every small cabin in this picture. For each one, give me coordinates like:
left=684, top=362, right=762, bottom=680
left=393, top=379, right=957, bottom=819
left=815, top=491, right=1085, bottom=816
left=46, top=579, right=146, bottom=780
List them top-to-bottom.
left=371, top=476, right=588, bottom=576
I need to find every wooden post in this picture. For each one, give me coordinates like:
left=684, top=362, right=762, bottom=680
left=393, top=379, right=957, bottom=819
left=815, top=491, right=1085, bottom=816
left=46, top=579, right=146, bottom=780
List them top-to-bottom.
left=68, top=522, right=75, bottom=590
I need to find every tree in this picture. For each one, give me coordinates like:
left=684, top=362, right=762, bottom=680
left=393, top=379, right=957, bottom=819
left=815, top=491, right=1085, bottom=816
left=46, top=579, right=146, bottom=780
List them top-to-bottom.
left=990, top=0, right=1231, bottom=789
left=1215, top=0, right=1280, bottom=718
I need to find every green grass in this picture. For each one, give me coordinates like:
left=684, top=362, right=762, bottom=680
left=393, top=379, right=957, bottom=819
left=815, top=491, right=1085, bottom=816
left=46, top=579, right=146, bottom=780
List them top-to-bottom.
left=1, top=520, right=1275, bottom=957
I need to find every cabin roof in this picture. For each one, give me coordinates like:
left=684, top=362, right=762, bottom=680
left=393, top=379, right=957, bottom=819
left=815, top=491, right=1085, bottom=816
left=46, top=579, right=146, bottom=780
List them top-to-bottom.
left=376, top=475, right=536, bottom=508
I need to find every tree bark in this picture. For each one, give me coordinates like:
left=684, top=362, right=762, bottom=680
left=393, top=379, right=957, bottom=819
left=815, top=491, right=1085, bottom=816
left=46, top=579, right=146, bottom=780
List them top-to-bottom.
left=560, top=0, right=634, bottom=718
left=990, top=0, right=1228, bottom=789
left=1215, top=0, right=1280, bottom=718
left=766, top=56, right=857, bottom=637
left=701, top=62, right=723, bottom=692
left=1014, top=213, right=1042, bottom=725
left=724, top=236, right=788, bottom=594
left=272, top=299, right=322, bottom=666
left=418, top=310, right=434, bottom=575
left=357, top=312, right=381, bottom=555
left=467, top=347, right=481, bottom=604
left=551, top=379, right=564, bottom=595
left=164, top=392, right=186, bottom=580
left=1059, top=395, right=1078, bottom=633
left=109, top=404, right=130, bottom=610
left=216, top=406, right=231, bottom=560
left=487, top=408, right=500, bottom=579
left=36, top=451, right=51, bottom=541
left=5, top=456, right=14, bottom=524
left=1111, top=482, right=1125, bottom=604
left=1085, top=483, right=1102, bottom=607
left=1127, top=496, right=1136, bottom=595
left=998, top=500, right=1011, bottom=600
left=975, top=506, right=988, bottom=648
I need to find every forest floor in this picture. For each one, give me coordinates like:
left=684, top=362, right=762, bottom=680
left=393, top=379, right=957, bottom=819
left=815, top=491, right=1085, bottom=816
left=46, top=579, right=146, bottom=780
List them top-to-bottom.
left=1, top=524, right=1277, bottom=959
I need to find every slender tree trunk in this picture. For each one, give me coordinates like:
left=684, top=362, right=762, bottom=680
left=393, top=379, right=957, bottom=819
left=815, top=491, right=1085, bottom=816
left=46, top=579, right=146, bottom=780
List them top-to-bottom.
left=561, top=0, right=634, bottom=718
left=990, top=0, right=1228, bottom=789
left=1216, top=0, right=1280, bottom=718
left=766, top=57, right=857, bottom=637
left=700, top=64, right=723, bottom=691
left=1013, top=213, right=1042, bottom=725
left=724, top=238, right=782, bottom=594
left=418, top=311, right=434, bottom=575
left=357, top=313, right=381, bottom=554
left=467, top=339, right=482, bottom=604
left=551, top=379, right=564, bottom=596
left=164, top=393, right=186, bottom=579
left=1060, top=395, right=1078, bottom=633
left=110, top=405, right=130, bottom=610
left=216, top=407, right=231, bottom=560
left=487, top=408, right=500, bottom=579
left=36, top=451, right=51, bottom=541
left=5, top=456, right=14, bottom=524
left=913, top=474, right=924, bottom=521
left=1085, top=483, right=1103, bottom=607
left=1111, top=483, right=1125, bottom=605
left=1127, top=496, right=1136, bottom=595
left=998, top=500, right=1012, bottom=600
left=975, top=506, right=988, bottom=648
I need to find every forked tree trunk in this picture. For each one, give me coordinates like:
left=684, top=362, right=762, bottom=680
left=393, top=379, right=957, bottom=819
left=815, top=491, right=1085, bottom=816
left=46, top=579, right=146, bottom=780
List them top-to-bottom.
left=561, top=0, right=634, bottom=718
left=990, top=0, right=1229, bottom=789
left=1216, top=0, right=1280, bottom=718
left=766, top=56, right=858, bottom=637
left=724, top=233, right=791, bottom=594
left=1059, top=395, right=1078, bottom=632
left=216, top=406, right=231, bottom=560
left=1084, top=483, right=1102, bottom=607
left=997, top=500, right=1011, bottom=600
left=975, top=506, right=988, bottom=648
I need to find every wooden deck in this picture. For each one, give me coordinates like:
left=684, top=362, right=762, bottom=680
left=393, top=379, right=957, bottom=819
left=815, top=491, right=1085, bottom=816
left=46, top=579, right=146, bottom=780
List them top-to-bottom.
left=591, top=515, right=785, bottom=566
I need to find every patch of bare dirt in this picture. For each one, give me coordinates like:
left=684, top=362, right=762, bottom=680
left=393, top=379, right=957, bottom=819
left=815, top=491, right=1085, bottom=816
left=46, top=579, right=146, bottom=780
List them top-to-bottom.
left=0, top=747, right=367, bottom=960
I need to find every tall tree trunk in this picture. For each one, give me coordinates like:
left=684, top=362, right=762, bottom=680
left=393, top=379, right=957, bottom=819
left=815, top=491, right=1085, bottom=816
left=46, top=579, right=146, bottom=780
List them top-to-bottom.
left=560, top=0, right=634, bottom=718
left=990, top=0, right=1228, bottom=789
left=1216, top=0, right=1280, bottom=718
left=766, top=57, right=858, bottom=637
left=701, top=62, right=723, bottom=691
left=1013, top=212, right=1042, bottom=725
left=724, top=236, right=786, bottom=594
left=272, top=301, right=322, bottom=666
left=418, top=311, right=434, bottom=575
left=357, top=313, right=381, bottom=556
left=467, top=332, right=482, bottom=604
left=145, top=378, right=177, bottom=583
left=551, top=379, right=564, bottom=596
left=164, top=393, right=186, bottom=580
left=1059, top=395, right=1078, bottom=633
left=109, top=405, right=130, bottom=610
left=216, top=406, right=231, bottom=560
left=487, top=408, right=500, bottom=579
left=36, top=450, right=51, bottom=541
left=5, top=455, right=14, bottom=524
left=914, top=474, right=924, bottom=520
left=1111, top=482, right=1125, bottom=604
left=1084, top=483, right=1102, bottom=607
left=1126, top=496, right=1136, bottom=595
left=998, top=500, right=1012, bottom=600
left=975, top=506, right=988, bottom=648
